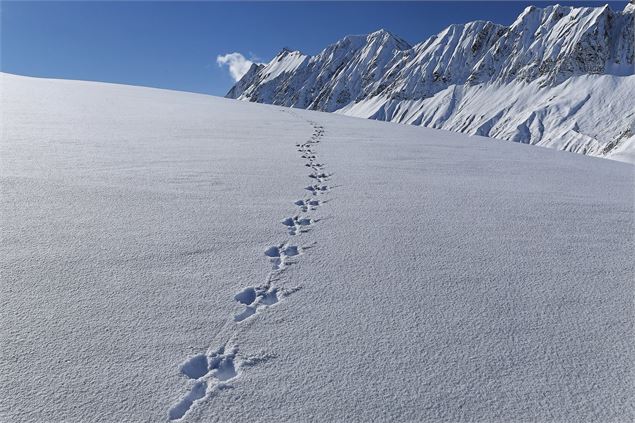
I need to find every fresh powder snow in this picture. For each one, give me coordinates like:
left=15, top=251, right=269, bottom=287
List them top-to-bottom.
left=1, top=73, right=633, bottom=422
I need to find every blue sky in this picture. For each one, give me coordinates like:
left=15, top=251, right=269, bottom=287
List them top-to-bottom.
left=1, top=1, right=626, bottom=96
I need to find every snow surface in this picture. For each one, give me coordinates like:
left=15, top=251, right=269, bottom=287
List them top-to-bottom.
left=1, top=73, right=634, bottom=422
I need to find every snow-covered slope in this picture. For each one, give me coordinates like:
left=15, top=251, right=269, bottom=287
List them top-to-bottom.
left=228, top=3, right=635, bottom=162
left=2, top=73, right=633, bottom=423
left=340, top=74, right=635, bottom=162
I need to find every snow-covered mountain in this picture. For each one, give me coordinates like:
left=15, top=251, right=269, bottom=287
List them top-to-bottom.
left=228, top=3, right=635, bottom=162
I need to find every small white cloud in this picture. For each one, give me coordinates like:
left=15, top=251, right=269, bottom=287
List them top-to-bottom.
left=216, top=52, right=255, bottom=82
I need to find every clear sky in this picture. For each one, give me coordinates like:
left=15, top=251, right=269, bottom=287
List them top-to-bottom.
left=1, top=1, right=627, bottom=96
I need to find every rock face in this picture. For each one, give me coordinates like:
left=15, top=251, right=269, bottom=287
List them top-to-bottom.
left=227, top=3, right=635, bottom=162
left=225, top=63, right=264, bottom=99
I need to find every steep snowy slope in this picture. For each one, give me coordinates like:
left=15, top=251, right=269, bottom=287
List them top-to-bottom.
left=229, top=3, right=635, bottom=162
left=230, top=29, right=412, bottom=111
left=2, top=74, right=633, bottom=423
left=339, top=74, right=635, bottom=162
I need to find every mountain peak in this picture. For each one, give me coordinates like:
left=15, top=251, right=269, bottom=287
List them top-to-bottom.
left=366, top=28, right=412, bottom=49
left=366, top=28, right=397, bottom=40
left=368, top=28, right=390, bottom=37
left=276, top=47, right=305, bottom=57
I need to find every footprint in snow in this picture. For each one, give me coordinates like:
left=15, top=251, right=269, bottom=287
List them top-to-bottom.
left=305, top=163, right=325, bottom=170
left=309, top=172, right=331, bottom=183
left=305, top=184, right=329, bottom=195
left=294, top=198, right=321, bottom=212
left=281, top=215, right=314, bottom=235
left=264, top=243, right=301, bottom=270
left=233, top=285, right=279, bottom=322
left=168, top=345, right=238, bottom=420
left=168, top=381, right=207, bottom=421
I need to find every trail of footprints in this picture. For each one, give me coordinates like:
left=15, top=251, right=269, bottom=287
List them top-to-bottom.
left=168, top=118, right=331, bottom=420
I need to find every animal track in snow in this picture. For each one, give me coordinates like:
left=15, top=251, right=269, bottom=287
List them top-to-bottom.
left=169, top=116, right=330, bottom=421
left=305, top=162, right=325, bottom=170
left=309, top=172, right=331, bottom=183
left=305, top=184, right=330, bottom=195
left=294, top=198, right=321, bottom=212
left=281, top=215, right=314, bottom=235
left=264, top=243, right=301, bottom=270
left=233, top=285, right=279, bottom=322
left=169, top=345, right=238, bottom=420
left=179, top=345, right=238, bottom=383
left=180, top=354, right=210, bottom=379
left=168, top=381, right=207, bottom=421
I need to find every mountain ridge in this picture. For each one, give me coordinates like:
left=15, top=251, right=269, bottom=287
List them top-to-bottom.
left=227, top=3, right=635, bottom=162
